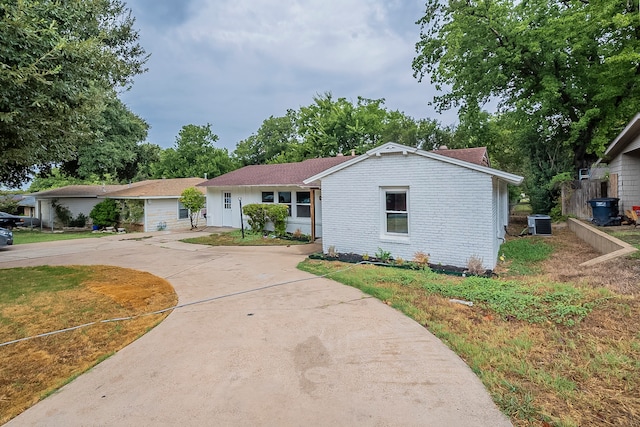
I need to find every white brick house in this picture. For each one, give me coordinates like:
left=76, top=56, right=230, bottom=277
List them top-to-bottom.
left=601, top=113, right=640, bottom=213
left=304, top=143, right=524, bottom=270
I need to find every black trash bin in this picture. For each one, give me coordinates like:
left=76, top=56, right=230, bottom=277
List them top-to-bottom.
left=588, top=198, right=620, bottom=226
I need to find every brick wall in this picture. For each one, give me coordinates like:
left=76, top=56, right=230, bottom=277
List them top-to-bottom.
left=321, top=153, right=500, bottom=269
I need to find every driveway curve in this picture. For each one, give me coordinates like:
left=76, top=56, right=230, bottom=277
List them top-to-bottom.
left=1, top=231, right=511, bottom=426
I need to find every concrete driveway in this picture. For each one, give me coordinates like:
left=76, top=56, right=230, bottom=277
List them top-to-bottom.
left=1, top=231, right=511, bottom=426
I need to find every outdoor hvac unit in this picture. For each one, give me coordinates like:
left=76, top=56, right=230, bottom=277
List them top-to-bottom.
left=528, top=214, right=552, bottom=236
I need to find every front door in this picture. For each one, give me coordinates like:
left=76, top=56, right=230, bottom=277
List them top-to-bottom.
left=222, top=191, right=233, bottom=227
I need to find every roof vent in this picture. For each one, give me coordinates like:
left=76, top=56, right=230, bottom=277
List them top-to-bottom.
left=438, top=145, right=448, bottom=150
left=337, top=153, right=344, bottom=157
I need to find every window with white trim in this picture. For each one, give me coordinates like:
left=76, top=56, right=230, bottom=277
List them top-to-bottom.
left=383, top=188, right=408, bottom=235
left=278, top=191, right=292, bottom=216
left=296, top=191, right=311, bottom=218
left=178, top=201, right=189, bottom=219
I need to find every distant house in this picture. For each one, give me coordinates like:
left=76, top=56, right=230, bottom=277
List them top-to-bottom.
left=600, top=113, right=640, bottom=213
left=304, top=143, right=523, bottom=270
left=197, top=156, right=355, bottom=238
left=32, top=178, right=205, bottom=231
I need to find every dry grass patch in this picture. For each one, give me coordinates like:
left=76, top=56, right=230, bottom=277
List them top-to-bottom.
left=299, top=223, right=640, bottom=426
left=0, top=265, right=177, bottom=424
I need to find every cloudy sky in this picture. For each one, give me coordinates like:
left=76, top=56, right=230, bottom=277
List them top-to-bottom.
left=120, top=0, right=456, bottom=152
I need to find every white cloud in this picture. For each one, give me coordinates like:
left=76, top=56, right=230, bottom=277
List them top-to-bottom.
left=172, top=0, right=409, bottom=75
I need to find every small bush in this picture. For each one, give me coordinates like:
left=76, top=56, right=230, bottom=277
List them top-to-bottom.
left=90, top=199, right=119, bottom=227
left=242, top=203, right=289, bottom=236
left=68, top=213, right=87, bottom=228
left=375, top=247, right=392, bottom=262
left=412, top=251, right=430, bottom=267
left=465, top=255, right=485, bottom=275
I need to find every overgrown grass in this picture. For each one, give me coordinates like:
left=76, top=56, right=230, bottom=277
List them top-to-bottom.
left=12, top=229, right=105, bottom=245
left=182, top=229, right=310, bottom=246
left=500, top=237, right=554, bottom=275
left=298, top=249, right=639, bottom=426
left=0, top=266, right=177, bottom=424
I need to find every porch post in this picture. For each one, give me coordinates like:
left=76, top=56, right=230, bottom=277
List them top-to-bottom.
left=310, top=188, right=316, bottom=241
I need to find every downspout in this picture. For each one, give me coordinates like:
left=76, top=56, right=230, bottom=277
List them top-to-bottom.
left=310, top=188, right=316, bottom=241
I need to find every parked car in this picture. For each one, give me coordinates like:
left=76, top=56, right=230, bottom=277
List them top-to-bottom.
left=0, top=212, right=24, bottom=229
left=20, top=216, right=41, bottom=227
left=0, top=227, right=13, bottom=247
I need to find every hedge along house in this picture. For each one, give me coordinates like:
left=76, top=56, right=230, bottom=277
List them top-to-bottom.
left=304, top=142, right=524, bottom=270
left=197, top=156, right=355, bottom=238
left=102, top=178, right=206, bottom=232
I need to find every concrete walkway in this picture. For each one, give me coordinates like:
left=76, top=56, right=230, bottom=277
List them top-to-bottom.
left=1, top=231, right=511, bottom=426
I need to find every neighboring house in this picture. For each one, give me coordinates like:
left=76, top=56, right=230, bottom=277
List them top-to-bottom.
left=599, top=113, right=640, bottom=213
left=303, top=143, right=523, bottom=270
left=197, top=156, right=355, bottom=238
left=32, top=178, right=205, bottom=231
left=106, top=178, right=206, bottom=232
left=33, top=184, right=132, bottom=228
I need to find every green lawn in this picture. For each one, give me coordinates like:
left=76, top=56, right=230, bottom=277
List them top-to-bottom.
left=11, top=229, right=105, bottom=245
left=182, top=229, right=310, bottom=246
left=297, top=237, right=640, bottom=426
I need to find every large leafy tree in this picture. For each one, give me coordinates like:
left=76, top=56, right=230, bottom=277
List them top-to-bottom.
left=0, top=0, right=148, bottom=187
left=413, top=0, right=640, bottom=210
left=60, top=94, right=150, bottom=182
left=233, top=111, right=299, bottom=166
left=153, top=124, right=236, bottom=179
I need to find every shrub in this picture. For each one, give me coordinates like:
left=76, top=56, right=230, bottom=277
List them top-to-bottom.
left=90, top=199, right=119, bottom=227
left=242, top=203, right=289, bottom=236
left=243, top=204, right=269, bottom=233
left=68, top=213, right=87, bottom=228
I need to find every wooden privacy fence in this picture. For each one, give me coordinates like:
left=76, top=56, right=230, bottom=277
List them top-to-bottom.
left=561, top=176, right=617, bottom=219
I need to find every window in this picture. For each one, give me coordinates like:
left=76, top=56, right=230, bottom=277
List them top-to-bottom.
left=384, top=189, right=408, bottom=234
left=278, top=191, right=292, bottom=216
left=296, top=191, right=311, bottom=218
left=224, top=192, right=231, bottom=209
left=262, top=192, right=274, bottom=203
left=178, top=201, right=189, bottom=219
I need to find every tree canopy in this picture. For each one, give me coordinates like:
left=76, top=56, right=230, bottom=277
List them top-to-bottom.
left=0, top=0, right=148, bottom=187
left=413, top=0, right=640, bottom=211
left=233, top=93, right=452, bottom=165
left=60, top=94, right=150, bottom=182
left=153, top=124, right=236, bottom=179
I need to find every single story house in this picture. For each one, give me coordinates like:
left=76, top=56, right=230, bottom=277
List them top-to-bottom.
left=599, top=113, right=640, bottom=213
left=200, top=143, right=521, bottom=269
left=303, top=143, right=523, bottom=270
left=197, top=156, right=355, bottom=238
left=32, top=178, right=205, bottom=231
left=105, top=178, right=206, bottom=232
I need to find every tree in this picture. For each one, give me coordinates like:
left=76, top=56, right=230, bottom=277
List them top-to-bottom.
left=0, top=0, right=148, bottom=187
left=413, top=0, right=640, bottom=211
left=233, top=93, right=439, bottom=164
left=60, top=94, right=150, bottom=181
left=233, top=111, right=299, bottom=166
left=153, top=124, right=236, bottom=179
left=179, top=187, right=205, bottom=229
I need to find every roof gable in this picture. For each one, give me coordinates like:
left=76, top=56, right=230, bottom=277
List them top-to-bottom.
left=603, top=113, right=640, bottom=159
left=303, top=142, right=523, bottom=185
left=198, top=156, right=355, bottom=187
